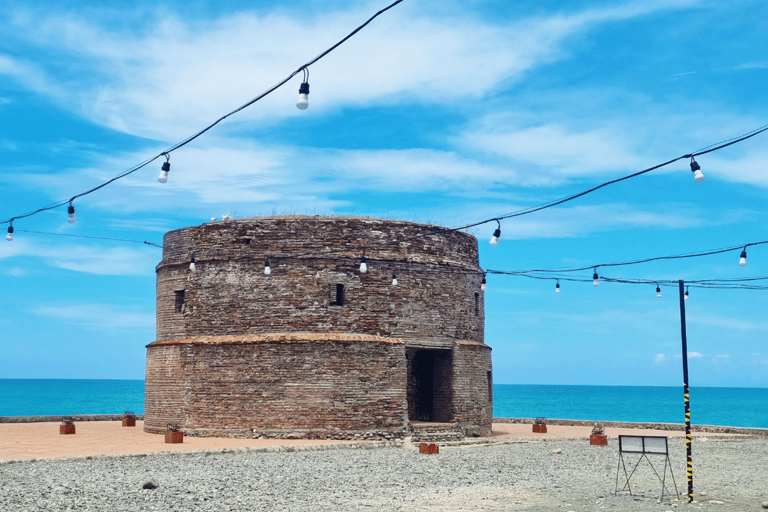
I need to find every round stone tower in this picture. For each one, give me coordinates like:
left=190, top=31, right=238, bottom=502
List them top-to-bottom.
left=144, top=216, right=492, bottom=439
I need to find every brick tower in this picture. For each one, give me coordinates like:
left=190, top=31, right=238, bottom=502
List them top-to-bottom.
left=144, top=216, right=492, bottom=439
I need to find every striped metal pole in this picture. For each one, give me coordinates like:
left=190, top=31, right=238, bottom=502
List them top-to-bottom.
left=678, top=279, right=693, bottom=502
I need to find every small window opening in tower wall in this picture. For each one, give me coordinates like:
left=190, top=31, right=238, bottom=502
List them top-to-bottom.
left=330, top=283, right=345, bottom=306
left=174, top=290, right=185, bottom=313
left=474, top=292, right=479, bottom=317
left=487, top=371, right=493, bottom=401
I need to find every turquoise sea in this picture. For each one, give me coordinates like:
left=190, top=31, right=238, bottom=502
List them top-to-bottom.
left=1, top=380, right=766, bottom=428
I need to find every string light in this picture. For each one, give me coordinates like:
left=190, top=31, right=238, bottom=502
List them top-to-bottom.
left=296, top=68, right=310, bottom=110
left=158, top=154, right=170, bottom=183
left=690, top=157, right=704, bottom=183
left=67, top=202, right=76, bottom=223
left=489, top=220, right=501, bottom=247
left=6, top=222, right=13, bottom=241
left=739, top=248, right=747, bottom=267
left=189, top=255, right=196, bottom=271
left=359, top=256, right=368, bottom=273
left=264, top=259, right=272, bottom=275
left=593, top=269, right=600, bottom=287
left=392, top=273, right=398, bottom=286
left=481, top=275, right=487, bottom=291
left=555, top=280, right=560, bottom=293
left=656, top=284, right=662, bottom=298
left=685, top=287, right=689, bottom=300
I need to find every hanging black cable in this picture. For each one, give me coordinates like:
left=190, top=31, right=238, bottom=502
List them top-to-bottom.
left=0, top=0, right=406, bottom=227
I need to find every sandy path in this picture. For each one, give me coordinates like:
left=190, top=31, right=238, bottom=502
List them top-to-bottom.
left=0, top=421, right=730, bottom=461
left=0, top=421, right=352, bottom=461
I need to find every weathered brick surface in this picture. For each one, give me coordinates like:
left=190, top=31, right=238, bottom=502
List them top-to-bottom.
left=146, top=216, right=492, bottom=438
left=155, top=216, right=483, bottom=346
left=145, top=333, right=407, bottom=437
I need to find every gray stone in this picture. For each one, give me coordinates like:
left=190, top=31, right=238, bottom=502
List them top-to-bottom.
left=142, top=480, right=158, bottom=490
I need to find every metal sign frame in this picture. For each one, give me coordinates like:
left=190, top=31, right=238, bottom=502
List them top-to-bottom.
left=615, top=435, right=679, bottom=501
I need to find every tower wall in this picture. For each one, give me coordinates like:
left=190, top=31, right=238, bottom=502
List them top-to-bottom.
left=146, top=216, right=491, bottom=438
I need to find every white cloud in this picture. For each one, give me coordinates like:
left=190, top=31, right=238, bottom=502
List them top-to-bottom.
left=0, top=1, right=700, bottom=140
left=734, top=61, right=768, bottom=70
left=459, top=122, right=647, bottom=183
left=698, top=150, right=768, bottom=188
left=0, top=237, right=158, bottom=276
left=32, top=303, right=154, bottom=331
left=687, top=314, right=768, bottom=331
left=688, top=351, right=703, bottom=358
left=654, top=353, right=666, bottom=364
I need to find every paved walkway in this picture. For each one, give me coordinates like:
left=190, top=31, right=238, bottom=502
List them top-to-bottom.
left=0, top=421, right=729, bottom=462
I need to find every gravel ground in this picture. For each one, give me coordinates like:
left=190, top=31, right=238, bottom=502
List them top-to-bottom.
left=1, top=436, right=766, bottom=512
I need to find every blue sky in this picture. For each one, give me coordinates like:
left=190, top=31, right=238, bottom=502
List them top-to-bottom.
left=1, top=0, right=766, bottom=386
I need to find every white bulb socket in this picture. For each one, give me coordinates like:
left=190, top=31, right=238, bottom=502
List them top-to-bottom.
left=297, top=82, right=310, bottom=110
left=158, top=161, right=170, bottom=183
left=68, top=205, right=76, bottom=224
left=489, top=227, right=501, bottom=247
left=739, top=250, right=747, bottom=267
left=264, top=262, right=272, bottom=275
left=555, top=283, right=560, bottom=293
left=656, top=289, right=662, bottom=298
left=684, top=292, right=689, bottom=301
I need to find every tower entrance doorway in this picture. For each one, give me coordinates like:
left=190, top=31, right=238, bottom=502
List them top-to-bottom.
left=406, top=348, right=453, bottom=422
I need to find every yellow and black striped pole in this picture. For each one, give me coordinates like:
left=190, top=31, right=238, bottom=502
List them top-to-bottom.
left=678, top=280, right=693, bottom=503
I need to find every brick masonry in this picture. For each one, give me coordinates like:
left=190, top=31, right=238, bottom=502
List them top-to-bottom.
left=146, top=216, right=492, bottom=438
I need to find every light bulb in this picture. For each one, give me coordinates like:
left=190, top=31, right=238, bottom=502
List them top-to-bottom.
left=297, top=82, right=310, bottom=110
left=690, top=158, right=704, bottom=183
left=158, top=161, right=170, bottom=183
left=67, top=204, right=76, bottom=223
left=5, top=226, right=13, bottom=241
left=489, top=227, right=501, bottom=247
left=739, top=249, right=747, bottom=267
left=359, top=256, right=368, bottom=273
left=189, top=257, right=196, bottom=271
left=264, top=260, right=271, bottom=275
left=593, top=271, right=600, bottom=287
left=392, top=274, right=398, bottom=286
left=481, top=276, right=487, bottom=291
left=555, top=282, right=560, bottom=293
left=656, top=286, right=661, bottom=298
left=685, top=289, right=689, bottom=301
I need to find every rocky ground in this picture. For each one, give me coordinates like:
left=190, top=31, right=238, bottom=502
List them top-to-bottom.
left=1, top=436, right=766, bottom=511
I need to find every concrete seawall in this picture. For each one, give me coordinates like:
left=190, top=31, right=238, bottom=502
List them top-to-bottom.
left=0, top=415, right=145, bottom=423
left=493, top=417, right=768, bottom=436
